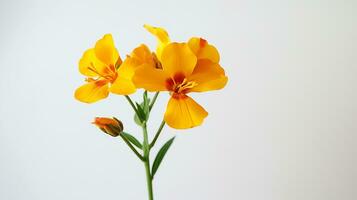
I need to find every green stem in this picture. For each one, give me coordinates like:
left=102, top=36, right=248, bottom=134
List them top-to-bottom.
left=149, top=92, right=160, bottom=111
left=125, top=95, right=138, bottom=114
left=150, top=120, right=165, bottom=149
left=142, top=123, right=154, bottom=200
left=119, top=134, right=144, bottom=161
left=144, top=158, right=153, bottom=200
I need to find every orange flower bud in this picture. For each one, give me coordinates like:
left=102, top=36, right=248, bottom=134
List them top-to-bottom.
left=92, top=117, right=123, bottom=137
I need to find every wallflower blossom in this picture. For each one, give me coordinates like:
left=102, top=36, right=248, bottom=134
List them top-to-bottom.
left=133, top=25, right=228, bottom=129
left=74, top=34, right=136, bottom=103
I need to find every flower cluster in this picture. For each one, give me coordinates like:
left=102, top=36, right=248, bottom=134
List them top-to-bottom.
left=75, top=25, right=228, bottom=129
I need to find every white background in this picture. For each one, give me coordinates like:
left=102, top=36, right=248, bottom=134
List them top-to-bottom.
left=0, top=0, right=356, bottom=199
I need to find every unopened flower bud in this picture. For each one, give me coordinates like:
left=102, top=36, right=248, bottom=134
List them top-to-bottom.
left=92, top=117, right=124, bottom=137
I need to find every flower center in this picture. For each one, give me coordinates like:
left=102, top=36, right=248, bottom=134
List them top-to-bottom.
left=88, top=63, right=117, bottom=83
left=166, top=73, right=197, bottom=94
left=173, top=78, right=197, bottom=93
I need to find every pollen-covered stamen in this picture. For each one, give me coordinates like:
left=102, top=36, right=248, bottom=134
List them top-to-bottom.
left=88, top=62, right=117, bottom=83
left=173, top=78, right=197, bottom=94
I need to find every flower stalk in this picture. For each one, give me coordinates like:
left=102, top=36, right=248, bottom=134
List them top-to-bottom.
left=124, top=94, right=156, bottom=200
left=142, top=123, right=154, bottom=200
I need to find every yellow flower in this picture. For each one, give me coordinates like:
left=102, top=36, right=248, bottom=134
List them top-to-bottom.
left=135, top=25, right=228, bottom=129
left=74, top=34, right=136, bottom=103
left=133, top=42, right=228, bottom=129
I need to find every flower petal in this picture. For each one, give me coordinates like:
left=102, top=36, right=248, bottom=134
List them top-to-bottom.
left=143, top=24, right=170, bottom=60
left=143, top=24, right=170, bottom=44
left=94, top=34, right=121, bottom=66
left=188, top=37, right=220, bottom=63
left=161, top=43, right=197, bottom=77
left=110, top=44, right=157, bottom=95
left=130, top=44, right=156, bottom=68
left=79, top=49, right=107, bottom=77
left=109, top=57, right=137, bottom=95
left=117, top=57, right=136, bottom=79
left=188, top=60, right=228, bottom=92
left=132, top=64, right=170, bottom=92
left=110, top=76, right=136, bottom=95
left=74, top=80, right=109, bottom=103
left=164, top=95, right=208, bottom=129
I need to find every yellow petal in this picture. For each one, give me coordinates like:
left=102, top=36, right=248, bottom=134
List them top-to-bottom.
left=143, top=24, right=170, bottom=60
left=144, top=24, right=170, bottom=44
left=94, top=34, right=121, bottom=66
left=188, top=37, right=220, bottom=63
left=161, top=43, right=197, bottom=77
left=110, top=44, right=157, bottom=95
left=118, top=44, right=156, bottom=79
left=130, top=44, right=156, bottom=68
left=79, top=49, right=107, bottom=77
left=117, top=57, right=136, bottom=79
left=109, top=58, right=137, bottom=95
left=188, top=60, right=228, bottom=92
left=132, top=64, right=170, bottom=92
left=110, top=76, right=136, bottom=95
left=74, top=80, right=109, bottom=103
left=164, top=95, right=208, bottom=129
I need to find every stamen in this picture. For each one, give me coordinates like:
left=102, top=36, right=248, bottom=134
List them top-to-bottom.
left=87, top=62, right=117, bottom=82
left=174, top=78, right=197, bottom=93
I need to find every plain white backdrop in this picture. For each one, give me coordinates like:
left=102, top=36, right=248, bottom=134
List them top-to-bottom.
left=0, top=0, right=356, bottom=199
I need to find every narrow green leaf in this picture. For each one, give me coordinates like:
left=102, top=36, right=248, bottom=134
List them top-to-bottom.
left=144, top=90, right=148, bottom=102
left=143, top=92, right=150, bottom=118
left=134, top=96, right=151, bottom=125
left=134, top=102, right=144, bottom=126
left=135, top=102, right=146, bottom=122
left=134, top=113, right=143, bottom=126
left=121, top=132, right=142, bottom=149
left=151, top=137, right=175, bottom=179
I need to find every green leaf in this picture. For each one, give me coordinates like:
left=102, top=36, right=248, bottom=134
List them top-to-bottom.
left=143, top=91, right=150, bottom=117
left=134, top=97, right=151, bottom=126
left=135, top=102, right=146, bottom=122
left=134, top=113, right=143, bottom=126
left=121, top=132, right=142, bottom=149
left=151, top=137, right=175, bottom=179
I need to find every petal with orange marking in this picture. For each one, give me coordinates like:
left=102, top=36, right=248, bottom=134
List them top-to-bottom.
left=188, top=37, right=220, bottom=63
left=161, top=43, right=197, bottom=77
left=109, top=57, right=138, bottom=95
left=188, top=60, right=228, bottom=92
left=132, top=64, right=170, bottom=92
left=74, top=80, right=109, bottom=103
left=164, top=95, right=208, bottom=129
